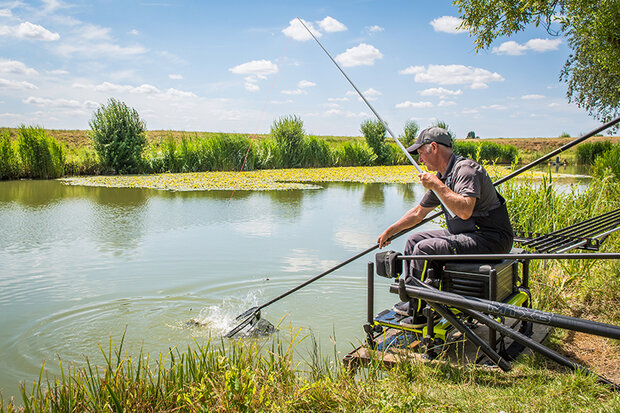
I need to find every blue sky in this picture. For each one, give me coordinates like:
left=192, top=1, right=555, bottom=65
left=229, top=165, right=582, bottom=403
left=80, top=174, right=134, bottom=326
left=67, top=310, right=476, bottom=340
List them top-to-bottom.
left=0, top=0, right=606, bottom=138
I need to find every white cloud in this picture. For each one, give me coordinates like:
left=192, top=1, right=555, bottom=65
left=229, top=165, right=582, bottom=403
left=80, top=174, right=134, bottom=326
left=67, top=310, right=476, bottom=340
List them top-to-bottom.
left=0, top=8, right=12, bottom=17
left=317, top=16, right=347, bottom=33
left=430, top=16, right=465, bottom=34
left=282, top=18, right=321, bottom=41
left=0, top=22, right=60, bottom=41
left=17, top=22, right=60, bottom=41
left=367, top=25, right=384, bottom=33
left=129, top=29, right=139, bottom=35
left=493, top=38, right=562, bottom=55
left=525, top=38, right=562, bottom=52
left=491, top=41, right=528, bottom=56
left=335, top=43, right=383, bottom=67
left=0, top=59, right=38, bottom=76
left=229, top=59, right=278, bottom=78
left=401, top=64, right=504, bottom=88
left=398, top=65, right=425, bottom=75
left=169, top=74, right=183, bottom=80
left=0, top=78, right=38, bottom=90
left=298, top=79, right=316, bottom=88
left=93, top=81, right=133, bottom=93
left=244, top=82, right=260, bottom=92
left=131, top=84, right=160, bottom=94
left=420, top=87, right=462, bottom=97
left=164, top=88, right=197, bottom=99
left=364, top=88, right=382, bottom=96
left=281, top=89, right=306, bottom=95
left=521, top=94, right=545, bottom=100
left=23, top=96, right=98, bottom=109
left=328, top=97, right=349, bottom=102
left=438, top=100, right=456, bottom=107
left=395, top=101, right=434, bottom=109
left=480, top=104, right=507, bottom=110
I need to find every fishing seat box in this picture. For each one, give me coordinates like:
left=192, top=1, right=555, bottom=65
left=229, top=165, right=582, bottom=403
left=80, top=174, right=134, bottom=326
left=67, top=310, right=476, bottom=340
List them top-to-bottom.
left=434, top=248, right=526, bottom=302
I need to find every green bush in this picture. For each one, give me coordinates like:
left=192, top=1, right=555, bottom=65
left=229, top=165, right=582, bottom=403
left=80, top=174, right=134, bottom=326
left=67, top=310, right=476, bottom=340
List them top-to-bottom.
left=89, top=98, right=147, bottom=174
left=271, top=115, right=305, bottom=168
left=361, top=119, right=391, bottom=165
left=401, top=120, right=419, bottom=148
left=17, top=125, right=65, bottom=179
left=0, top=130, right=19, bottom=180
left=302, top=135, right=335, bottom=167
left=254, top=138, right=278, bottom=170
left=453, top=140, right=517, bottom=164
left=575, top=140, right=613, bottom=164
left=336, top=141, right=377, bottom=166
left=592, top=143, right=620, bottom=179
left=64, top=147, right=100, bottom=176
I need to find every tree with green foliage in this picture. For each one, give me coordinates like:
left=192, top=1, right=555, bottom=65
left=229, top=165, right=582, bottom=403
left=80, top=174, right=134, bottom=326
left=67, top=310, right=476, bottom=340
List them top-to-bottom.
left=454, top=0, right=620, bottom=126
left=89, top=98, right=147, bottom=174
left=361, top=119, right=392, bottom=165
left=401, top=120, right=419, bottom=147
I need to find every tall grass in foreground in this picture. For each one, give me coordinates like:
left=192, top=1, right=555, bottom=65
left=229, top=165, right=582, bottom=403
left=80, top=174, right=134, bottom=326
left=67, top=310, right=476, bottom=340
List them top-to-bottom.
left=501, top=172, right=620, bottom=321
left=2, top=327, right=618, bottom=412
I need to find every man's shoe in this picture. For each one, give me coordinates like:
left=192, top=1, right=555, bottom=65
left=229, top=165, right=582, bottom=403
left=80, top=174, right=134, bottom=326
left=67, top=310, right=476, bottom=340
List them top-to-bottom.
left=392, top=301, right=410, bottom=316
left=399, top=316, right=427, bottom=329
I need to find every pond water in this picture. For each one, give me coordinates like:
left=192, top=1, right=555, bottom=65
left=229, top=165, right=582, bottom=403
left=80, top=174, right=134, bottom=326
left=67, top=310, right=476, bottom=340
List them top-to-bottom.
left=0, top=165, right=590, bottom=401
left=0, top=178, right=435, bottom=400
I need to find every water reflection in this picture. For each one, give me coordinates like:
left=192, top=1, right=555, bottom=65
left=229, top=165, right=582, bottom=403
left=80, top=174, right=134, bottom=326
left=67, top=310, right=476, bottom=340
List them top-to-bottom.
left=362, top=183, right=385, bottom=207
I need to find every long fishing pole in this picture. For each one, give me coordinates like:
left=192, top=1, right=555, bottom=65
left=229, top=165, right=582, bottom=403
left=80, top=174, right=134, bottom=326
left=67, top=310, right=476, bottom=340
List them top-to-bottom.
left=295, top=18, right=456, bottom=218
left=223, top=32, right=620, bottom=339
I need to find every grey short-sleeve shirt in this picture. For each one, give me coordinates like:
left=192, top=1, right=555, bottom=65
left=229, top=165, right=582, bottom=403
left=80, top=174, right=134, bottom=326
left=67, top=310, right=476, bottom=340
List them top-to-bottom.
left=419, top=154, right=500, bottom=216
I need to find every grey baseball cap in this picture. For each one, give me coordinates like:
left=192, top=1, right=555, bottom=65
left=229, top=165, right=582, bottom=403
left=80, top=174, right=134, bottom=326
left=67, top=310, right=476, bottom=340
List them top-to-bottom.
left=406, top=127, right=452, bottom=154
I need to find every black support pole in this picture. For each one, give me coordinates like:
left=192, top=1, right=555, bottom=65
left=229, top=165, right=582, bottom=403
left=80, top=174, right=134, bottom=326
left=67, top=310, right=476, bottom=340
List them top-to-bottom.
left=390, top=284, right=620, bottom=340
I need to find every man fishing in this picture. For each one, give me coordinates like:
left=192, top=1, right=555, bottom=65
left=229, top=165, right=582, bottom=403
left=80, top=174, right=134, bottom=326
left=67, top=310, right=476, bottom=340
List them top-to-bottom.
left=377, top=126, right=513, bottom=327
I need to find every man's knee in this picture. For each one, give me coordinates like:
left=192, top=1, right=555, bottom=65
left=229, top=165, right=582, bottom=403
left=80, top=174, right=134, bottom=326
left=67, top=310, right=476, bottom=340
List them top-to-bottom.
left=415, top=238, right=451, bottom=256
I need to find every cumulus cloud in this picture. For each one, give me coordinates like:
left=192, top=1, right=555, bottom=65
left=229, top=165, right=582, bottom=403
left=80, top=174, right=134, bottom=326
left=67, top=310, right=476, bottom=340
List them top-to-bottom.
left=317, top=16, right=347, bottom=32
left=430, top=16, right=465, bottom=34
left=282, top=18, right=321, bottom=41
left=0, top=22, right=60, bottom=41
left=367, top=25, right=384, bottom=33
left=492, top=38, right=562, bottom=55
left=335, top=43, right=383, bottom=67
left=0, top=59, right=38, bottom=76
left=229, top=59, right=278, bottom=78
left=230, top=59, right=278, bottom=92
left=400, top=64, right=504, bottom=88
left=169, top=74, right=183, bottom=80
left=0, top=78, right=38, bottom=90
left=298, top=79, right=316, bottom=88
left=73, top=81, right=198, bottom=99
left=420, top=87, right=462, bottom=97
left=281, top=89, right=307, bottom=95
left=521, top=94, right=545, bottom=100
left=23, top=96, right=98, bottom=109
left=395, top=101, right=434, bottom=109
left=480, top=104, right=507, bottom=110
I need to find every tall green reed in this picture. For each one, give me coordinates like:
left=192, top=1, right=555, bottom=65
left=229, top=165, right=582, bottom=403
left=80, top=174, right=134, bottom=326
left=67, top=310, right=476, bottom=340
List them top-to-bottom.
left=16, top=125, right=65, bottom=179
left=0, top=130, right=19, bottom=180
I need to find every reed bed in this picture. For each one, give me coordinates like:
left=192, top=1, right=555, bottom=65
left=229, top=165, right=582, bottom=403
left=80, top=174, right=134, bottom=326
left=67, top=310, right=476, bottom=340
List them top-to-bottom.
left=2, top=325, right=618, bottom=412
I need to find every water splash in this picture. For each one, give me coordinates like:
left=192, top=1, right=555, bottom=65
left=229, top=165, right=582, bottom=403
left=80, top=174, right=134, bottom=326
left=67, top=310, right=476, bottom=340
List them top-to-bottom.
left=188, top=291, right=261, bottom=336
